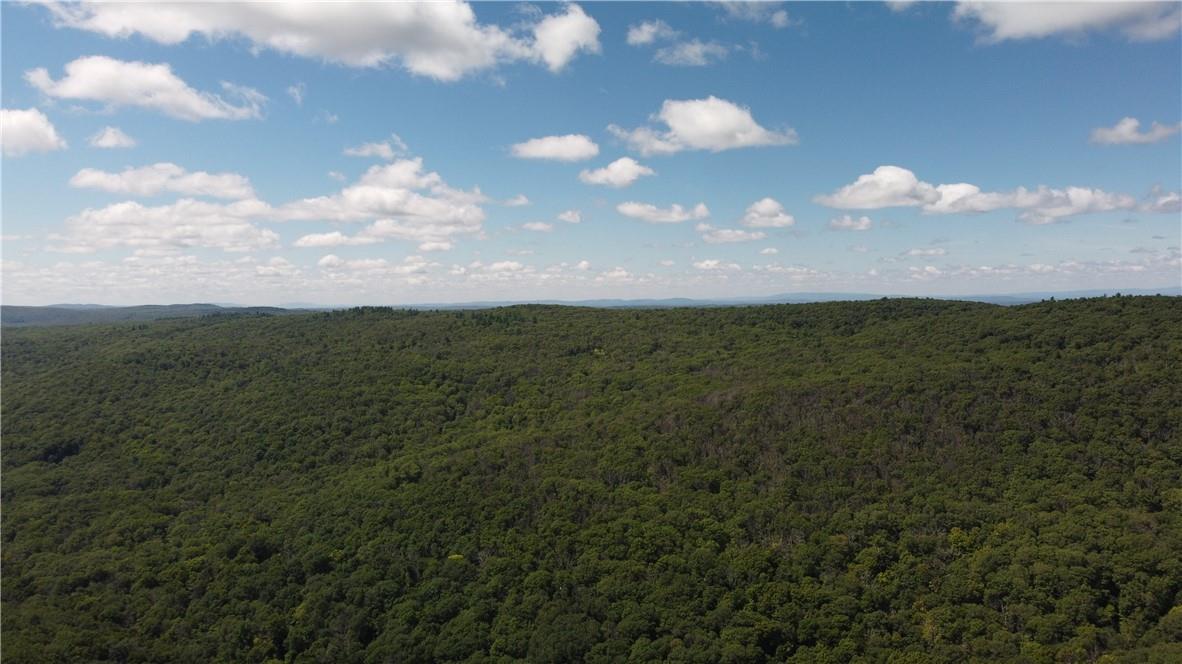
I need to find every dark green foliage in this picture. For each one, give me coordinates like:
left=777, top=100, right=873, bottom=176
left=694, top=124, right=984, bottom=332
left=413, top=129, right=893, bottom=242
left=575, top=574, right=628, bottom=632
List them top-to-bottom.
left=3, top=297, right=1180, bottom=662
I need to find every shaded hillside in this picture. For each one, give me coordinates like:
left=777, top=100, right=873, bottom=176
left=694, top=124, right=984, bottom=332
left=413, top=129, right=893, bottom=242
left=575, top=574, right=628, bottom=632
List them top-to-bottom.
left=2, top=298, right=1180, bottom=663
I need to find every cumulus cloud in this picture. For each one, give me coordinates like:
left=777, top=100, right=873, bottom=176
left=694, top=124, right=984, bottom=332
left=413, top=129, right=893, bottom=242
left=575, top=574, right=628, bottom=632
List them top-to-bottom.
left=38, top=1, right=601, bottom=81
left=715, top=2, right=791, bottom=28
left=954, top=2, right=1182, bottom=42
left=532, top=4, right=601, bottom=72
left=627, top=19, right=678, bottom=45
left=655, top=40, right=729, bottom=66
left=26, top=56, right=264, bottom=121
left=608, top=96, right=796, bottom=156
left=1, top=108, right=67, bottom=156
left=1090, top=117, right=1182, bottom=145
left=88, top=126, right=136, bottom=149
left=511, top=133, right=599, bottom=161
left=344, top=135, right=408, bottom=160
left=579, top=157, right=655, bottom=187
left=67, top=158, right=489, bottom=255
left=277, top=158, right=486, bottom=250
left=70, top=163, right=255, bottom=199
left=815, top=164, right=1145, bottom=224
left=815, top=165, right=938, bottom=209
left=1140, top=187, right=1182, bottom=213
left=503, top=194, right=530, bottom=207
left=740, top=197, right=795, bottom=228
left=51, top=198, right=278, bottom=253
left=617, top=201, right=709, bottom=223
left=557, top=209, right=582, bottom=223
left=828, top=214, right=873, bottom=231
left=522, top=221, right=553, bottom=232
left=696, top=223, right=766, bottom=244
left=294, top=232, right=380, bottom=248
left=759, top=247, right=779, bottom=255
left=904, top=247, right=947, bottom=257
left=317, top=254, right=433, bottom=277
left=255, top=256, right=299, bottom=278
left=693, top=258, right=741, bottom=271
left=488, top=260, right=526, bottom=273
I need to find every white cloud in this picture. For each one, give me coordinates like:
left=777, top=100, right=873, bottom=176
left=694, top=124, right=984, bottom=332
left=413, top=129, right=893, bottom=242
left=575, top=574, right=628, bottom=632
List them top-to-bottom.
left=39, top=2, right=602, bottom=82
left=715, top=2, right=791, bottom=28
left=953, top=2, right=1182, bottom=43
left=531, top=4, right=601, bottom=72
left=627, top=19, right=678, bottom=45
left=654, top=40, right=729, bottom=66
left=26, top=56, right=264, bottom=121
left=287, top=82, right=306, bottom=106
left=609, top=96, right=796, bottom=156
left=1, top=108, right=67, bottom=156
left=1090, top=117, right=1182, bottom=145
left=88, top=126, right=136, bottom=149
left=511, top=133, right=599, bottom=161
left=344, top=134, right=408, bottom=160
left=344, top=142, right=393, bottom=160
left=579, top=157, right=655, bottom=187
left=277, top=158, right=486, bottom=249
left=70, top=163, right=255, bottom=199
left=815, top=165, right=938, bottom=209
left=816, top=165, right=1145, bottom=223
left=328, top=171, right=347, bottom=182
left=1142, top=187, right=1182, bottom=213
left=504, top=194, right=530, bottom=207
left=741, top=197, right=795, bottom=228
left=51, top=198, right=278, bottom=253
left=617, top=201, right=709, bottom=223
left=557, top=209, right=582, bottom=223
left=828, top=214, right=873, bottom=231
left=522, top=221, right=553, bottom=232
left=696, top=223, right=766, bottom=244
left=294, top=232, right=380, bottom=248
left=759, top=247, right=779, bottom=255
left=904, top=247, right=947, bottom=257
left=317, top=254, right=433, bottom=276
left=318, top=254, right=344, bottom=268
left=256, top=256, right=299, bottom=278
left=692, top=258, right=741, bottom=271
left=575, top=259, right=592, bottom=271
left=659, top=259, right=675, bottom=267
left=488, top=260, right=526, bottom=273
left=752, top=264, right=821, bottom=278
left=908, top=265, right=943, bottom=280
left=598, top=266, right=632, bottom=281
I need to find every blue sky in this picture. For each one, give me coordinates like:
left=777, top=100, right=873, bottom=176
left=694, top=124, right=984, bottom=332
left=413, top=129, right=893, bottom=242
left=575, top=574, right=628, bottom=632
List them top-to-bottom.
left=2, top=1, right=1179, bottom=305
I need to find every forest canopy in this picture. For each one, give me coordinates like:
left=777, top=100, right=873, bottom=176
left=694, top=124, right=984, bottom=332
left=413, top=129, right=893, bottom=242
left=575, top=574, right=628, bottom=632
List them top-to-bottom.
left=3, top=297, right=1180, bottom=663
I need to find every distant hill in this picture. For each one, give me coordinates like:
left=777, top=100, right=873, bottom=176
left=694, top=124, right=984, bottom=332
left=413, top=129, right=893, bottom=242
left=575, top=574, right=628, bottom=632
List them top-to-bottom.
left=5, top=287, right=1178, bottom=324
left=0, top=303, right=298, bottom=327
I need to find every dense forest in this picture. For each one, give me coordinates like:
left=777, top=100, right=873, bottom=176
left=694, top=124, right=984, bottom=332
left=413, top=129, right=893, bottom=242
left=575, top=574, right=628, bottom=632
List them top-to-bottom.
left=3, top=297, right=1180, bottom=663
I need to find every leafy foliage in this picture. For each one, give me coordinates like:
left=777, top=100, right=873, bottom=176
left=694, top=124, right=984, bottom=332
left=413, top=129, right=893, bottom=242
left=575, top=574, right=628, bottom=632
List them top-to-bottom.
left=3, top=297, right=1180, bottom=662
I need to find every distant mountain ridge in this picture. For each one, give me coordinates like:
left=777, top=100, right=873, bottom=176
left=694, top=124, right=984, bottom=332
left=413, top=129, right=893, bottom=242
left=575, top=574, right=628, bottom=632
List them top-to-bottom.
left=3, top=287, right=1178, bottom=325
left=0, top=303, right=294, bottom=327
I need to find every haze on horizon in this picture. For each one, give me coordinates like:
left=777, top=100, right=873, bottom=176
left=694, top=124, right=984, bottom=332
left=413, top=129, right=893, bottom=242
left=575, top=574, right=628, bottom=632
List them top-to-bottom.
left=1, top=1, right=1179, bottom=307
